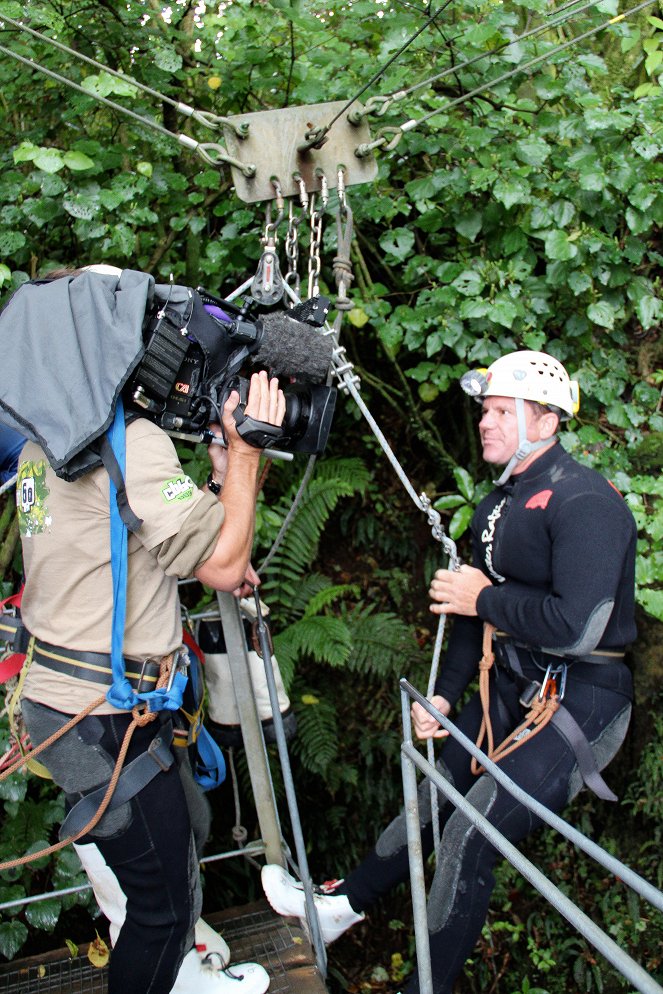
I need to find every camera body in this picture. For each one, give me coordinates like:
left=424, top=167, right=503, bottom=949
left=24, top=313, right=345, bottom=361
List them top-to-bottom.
left=127, top=285, right=336, bottom=455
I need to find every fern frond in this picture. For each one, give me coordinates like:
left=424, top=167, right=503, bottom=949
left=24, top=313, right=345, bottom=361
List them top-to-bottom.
left=311, top=457, right=370, bottom=492
left=261, top=458, right=369, bottom=585
left=303, top=584, right=361, bottom=617
left=344, top=604, right=420, bottom=678
left=278, top=615, right=352, bottom=668
left=290, top=689, right=339, bottom=775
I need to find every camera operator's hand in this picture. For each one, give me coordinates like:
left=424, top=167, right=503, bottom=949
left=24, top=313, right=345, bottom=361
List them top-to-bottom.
left=223, top=371, right=285, bottom=455
left=195, top=372, right=285, bottom=593
left=206, top=423, right=229, bottom=491
left=233, top=562, right=260, bottom=599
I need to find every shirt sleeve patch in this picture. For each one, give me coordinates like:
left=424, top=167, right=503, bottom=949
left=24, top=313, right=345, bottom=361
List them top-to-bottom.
left=17, top=459, right=51, bottom=536
left=161, top=475, right=196, bottom=503
left=525, top=489, right=553, bottom=510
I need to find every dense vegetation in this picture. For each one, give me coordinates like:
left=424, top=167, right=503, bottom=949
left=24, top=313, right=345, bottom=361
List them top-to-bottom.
left=0, top=0, right=661, bottom=991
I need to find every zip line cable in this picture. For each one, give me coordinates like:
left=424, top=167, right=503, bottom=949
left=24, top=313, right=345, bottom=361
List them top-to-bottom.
left=2, top=0, right=655, bottom=169
left=298, top=0, right=458, bottom=150
left=351, top=0, right=618, bottom=121
left=355, top=0, right=659, bottom=155
left=547, top=0, right=595, bottom=15
left=0, top=14, right=248, bottom=138
left=0, top=41, right=256, bottom=175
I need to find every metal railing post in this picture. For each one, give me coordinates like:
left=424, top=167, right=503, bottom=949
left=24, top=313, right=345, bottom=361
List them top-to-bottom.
left=216, top=591, right=284, bottom=866
left=400, top=683, right=433, bottom=994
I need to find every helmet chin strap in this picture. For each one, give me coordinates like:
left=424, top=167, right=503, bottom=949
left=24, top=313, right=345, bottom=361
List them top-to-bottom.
left=493, top=397, right=552, bottom=486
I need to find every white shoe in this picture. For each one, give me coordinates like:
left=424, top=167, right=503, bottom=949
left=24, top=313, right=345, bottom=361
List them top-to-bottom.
left=261, top=864, right=364, bottom=944
left=195, top=918, right=231, bottom=968
left=170, top=948, right=270, bottom=994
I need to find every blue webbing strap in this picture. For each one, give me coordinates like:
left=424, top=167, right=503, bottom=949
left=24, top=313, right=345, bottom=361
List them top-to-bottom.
left=104, top=397, right=187, bottom=713
left=183, top=637, right=226, bottom=789
left=193, top=724, right=227, bottom=790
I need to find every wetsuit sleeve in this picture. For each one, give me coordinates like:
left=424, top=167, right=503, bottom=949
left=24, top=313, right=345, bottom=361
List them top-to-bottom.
left=476, top=491, right=635, bottom=654
left=433, top=523, right=487, bottom=705
left=433, top=615, right=483, bottom=706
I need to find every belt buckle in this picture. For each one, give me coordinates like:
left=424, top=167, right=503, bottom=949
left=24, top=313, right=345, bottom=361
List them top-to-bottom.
left=136, top=658, right=160, bottom=695
left=519, top=681, right=541, bottom=708
left=147, top=735, right=171, bottom=771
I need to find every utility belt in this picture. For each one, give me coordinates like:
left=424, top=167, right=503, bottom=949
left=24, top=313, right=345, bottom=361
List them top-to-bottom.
left=0, top=609, right=178, bottom=694
left=472, top=626, right=627, bottom=802
left=492, top=631, right=625, bottom=707
left=32, top=640, right=170, bottom=695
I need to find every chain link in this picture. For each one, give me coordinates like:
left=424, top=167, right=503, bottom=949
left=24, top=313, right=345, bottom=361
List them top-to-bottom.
left=307, top=192, right=324, bottom=300
left=284, top=199, right=302, bottom=302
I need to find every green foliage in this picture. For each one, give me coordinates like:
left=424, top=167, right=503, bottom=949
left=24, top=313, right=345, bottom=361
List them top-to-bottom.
left=0, top=1, right=661, bottom=984
left=462, top=707, right=663, bottom=993
left=0, top=722, right=96, bottom=959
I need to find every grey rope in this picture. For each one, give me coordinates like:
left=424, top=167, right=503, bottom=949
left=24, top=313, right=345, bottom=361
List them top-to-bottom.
left=355, top=0, right=658, bottom=156
left=0, top=14, right=249, bottom=137
left=0, top=43, right=255, bottom=176
left=258, top=454, right=317, bottom=576
left=227, top=746, right=263, bottom=869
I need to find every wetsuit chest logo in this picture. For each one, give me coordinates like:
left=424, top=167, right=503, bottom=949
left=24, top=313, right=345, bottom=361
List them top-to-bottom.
left=525, top=489, right=553, bottom=510
left=481, top=496, right=507, bottom=582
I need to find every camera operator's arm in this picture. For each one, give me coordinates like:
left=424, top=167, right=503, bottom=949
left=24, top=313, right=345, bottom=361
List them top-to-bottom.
left=195, top=371, right=285, bottom=592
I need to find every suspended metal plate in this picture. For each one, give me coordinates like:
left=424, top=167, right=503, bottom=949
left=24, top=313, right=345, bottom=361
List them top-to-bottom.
left=223, top=101, right=378, bottom=204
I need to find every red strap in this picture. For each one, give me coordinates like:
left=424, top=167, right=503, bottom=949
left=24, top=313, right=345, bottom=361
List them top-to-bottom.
left=0, top=585, right=23, bottom=612
left=0, top=585, right=26, bottom=683
left=182, top=627, right=205, bottom=666
left=0, top=652, right=25, bottom=682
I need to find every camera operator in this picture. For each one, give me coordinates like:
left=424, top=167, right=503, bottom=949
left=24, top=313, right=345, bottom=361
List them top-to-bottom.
left=17, top=364, right=284, bottom=994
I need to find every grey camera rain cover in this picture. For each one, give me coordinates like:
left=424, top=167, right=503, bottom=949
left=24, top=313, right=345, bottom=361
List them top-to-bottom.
left=0, top=269, right=153, bottom=480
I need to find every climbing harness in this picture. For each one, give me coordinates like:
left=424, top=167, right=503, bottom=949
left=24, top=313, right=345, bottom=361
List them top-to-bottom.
left=469, top=624, right=620, bottom=802
left=0, top=656, right=175, bottom=871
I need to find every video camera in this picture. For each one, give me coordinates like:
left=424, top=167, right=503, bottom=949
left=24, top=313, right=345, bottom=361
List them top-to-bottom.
left=128, top=286, right=337, bottom=456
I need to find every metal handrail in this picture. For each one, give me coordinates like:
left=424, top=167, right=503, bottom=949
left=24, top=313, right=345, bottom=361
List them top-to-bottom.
left=399, top=680, right=663, bottom=994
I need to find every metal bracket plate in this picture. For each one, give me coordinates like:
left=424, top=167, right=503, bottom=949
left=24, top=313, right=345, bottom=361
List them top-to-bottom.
left=223, top=101, right=378, bottom=204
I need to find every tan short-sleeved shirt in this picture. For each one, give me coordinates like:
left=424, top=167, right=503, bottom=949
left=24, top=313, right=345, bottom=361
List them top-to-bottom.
left=18, top=419, right=225, bottom=713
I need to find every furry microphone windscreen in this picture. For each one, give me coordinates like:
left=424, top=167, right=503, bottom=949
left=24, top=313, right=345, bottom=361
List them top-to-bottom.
left=253, top=311, right=335, bottom=383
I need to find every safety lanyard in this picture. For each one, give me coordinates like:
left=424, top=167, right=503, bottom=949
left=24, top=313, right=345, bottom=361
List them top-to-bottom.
left=105, top=397, right=186, bottom=713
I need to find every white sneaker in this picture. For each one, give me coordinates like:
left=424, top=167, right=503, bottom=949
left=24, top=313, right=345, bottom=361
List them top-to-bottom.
left=261, top=864, right=364, bottom=944
left=195, top=918, right=231, bottom=968
left=170, top=948, right=269, bottom=994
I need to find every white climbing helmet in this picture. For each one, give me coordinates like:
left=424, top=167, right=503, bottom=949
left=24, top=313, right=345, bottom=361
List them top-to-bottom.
left=83, top=264, right=123, bottom=276
left=461, top=350, right=579, bottom=419
left=460, top=351, right=580, bottom=485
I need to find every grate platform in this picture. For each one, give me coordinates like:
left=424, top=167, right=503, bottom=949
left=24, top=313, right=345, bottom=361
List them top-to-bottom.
left=0, top=901, right=325, bottom=994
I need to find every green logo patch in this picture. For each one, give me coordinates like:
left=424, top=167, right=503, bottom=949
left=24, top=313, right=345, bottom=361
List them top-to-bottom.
left=17, top=460, right=51, bottom=536
left=161, top=475, right=195, bottom=503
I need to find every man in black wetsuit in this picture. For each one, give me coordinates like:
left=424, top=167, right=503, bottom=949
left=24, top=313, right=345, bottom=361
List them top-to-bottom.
left=261, top=350, right=637, bottom=994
